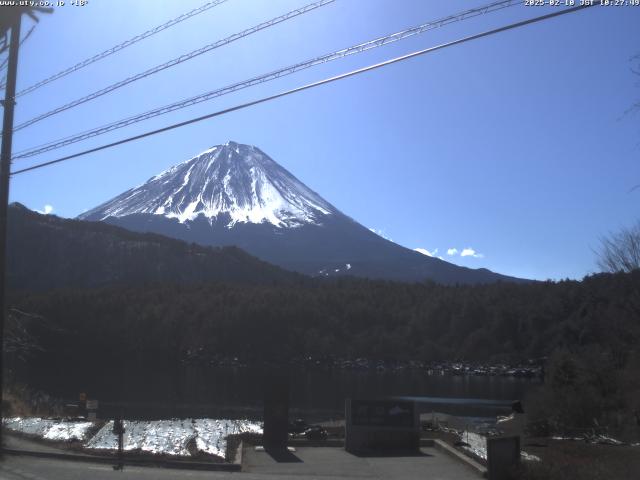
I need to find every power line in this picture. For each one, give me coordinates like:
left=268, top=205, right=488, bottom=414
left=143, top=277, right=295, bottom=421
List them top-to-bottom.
left=12, top=0, right=335, bottom=132
left=13, top=0, right=520, bottom=161
left=14, top=0, right=230, bottom=97
left=11, top=2, right=597, bottom=177
left=0, top=24, right=35, bottom=86
left=0, top=52, right=10, bottom=76
left=0, top=59, right=7, bottom=83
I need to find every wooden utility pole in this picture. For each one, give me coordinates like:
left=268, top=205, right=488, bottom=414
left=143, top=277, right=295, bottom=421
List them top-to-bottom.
left=0, top=4, right=51, bottom=450
left=0, top=9, right=23, bottom=451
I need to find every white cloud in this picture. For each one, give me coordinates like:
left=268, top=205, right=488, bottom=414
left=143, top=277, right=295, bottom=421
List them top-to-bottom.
left=38, top=204, right=54, bottom=215
left=416, top=246, right=484, bottom=259
left=460, top=247, right=484, bottom=258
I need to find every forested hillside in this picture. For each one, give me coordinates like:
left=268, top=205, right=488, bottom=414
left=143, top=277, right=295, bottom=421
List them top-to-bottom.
left=7, top=203, right=303, bottom=290
left=11, top=271, right=639, bottom=365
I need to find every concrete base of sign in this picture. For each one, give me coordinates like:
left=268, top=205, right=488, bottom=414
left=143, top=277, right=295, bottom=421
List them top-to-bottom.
left=345, top=399, right=420, bottom=454
left=346, top=430, right=421, bottom=454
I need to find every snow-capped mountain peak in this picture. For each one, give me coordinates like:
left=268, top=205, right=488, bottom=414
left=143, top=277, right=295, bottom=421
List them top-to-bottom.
left=78, top=141, right=526, bottom=284
left=80, top=141, right=337, bottom=228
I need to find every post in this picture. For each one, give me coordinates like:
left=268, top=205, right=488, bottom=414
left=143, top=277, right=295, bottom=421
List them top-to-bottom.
left=0, top=12, right=22, bottom=450
left=262, top=371, right=289, bottom=451
left=112, top=416, right=125, bottom=470
left=487, top=436, right=521, bottom=480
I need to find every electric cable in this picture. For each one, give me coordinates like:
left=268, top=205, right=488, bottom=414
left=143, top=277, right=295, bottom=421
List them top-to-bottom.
left=12, top=0, right=335, bottom=132
left=13, top=0, right=519, bottom=160
left=14, top=0, right=230, bottom=97
left=11, top=2, right=597, bottom=176
left=0, top=24, right=35, bottom=87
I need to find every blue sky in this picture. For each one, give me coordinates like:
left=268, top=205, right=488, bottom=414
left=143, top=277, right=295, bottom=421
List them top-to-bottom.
left=5, top=0, right=640, bottom=281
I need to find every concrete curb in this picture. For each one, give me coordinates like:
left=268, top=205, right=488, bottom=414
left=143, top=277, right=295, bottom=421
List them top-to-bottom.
left=423, top=439, right=487, bottom=478
left=1, top=448, right=241, bottom=471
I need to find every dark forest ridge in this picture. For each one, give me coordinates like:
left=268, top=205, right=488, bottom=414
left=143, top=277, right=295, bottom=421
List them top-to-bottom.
left=6, top=202, right=302, bottom=291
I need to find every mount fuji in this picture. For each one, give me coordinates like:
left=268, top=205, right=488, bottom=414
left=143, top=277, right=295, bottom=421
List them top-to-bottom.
left=79, top=141, right=524, bottom=284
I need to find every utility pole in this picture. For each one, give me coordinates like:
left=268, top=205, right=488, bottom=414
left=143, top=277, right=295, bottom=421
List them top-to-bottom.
left=0, top=5, right=51, bottom=450
left=0, top=9, right=23, bottom=451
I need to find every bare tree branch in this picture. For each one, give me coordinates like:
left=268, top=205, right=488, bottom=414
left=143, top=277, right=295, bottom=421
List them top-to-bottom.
left=597, top=221, right=640, bottom=273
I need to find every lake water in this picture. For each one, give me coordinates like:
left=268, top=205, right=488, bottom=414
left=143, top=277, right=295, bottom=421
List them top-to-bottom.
left=25, top=362, right=538, bottom=422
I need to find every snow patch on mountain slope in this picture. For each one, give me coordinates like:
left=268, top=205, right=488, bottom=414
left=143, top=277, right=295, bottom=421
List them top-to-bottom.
left=79, top=142, right=337, bottom=228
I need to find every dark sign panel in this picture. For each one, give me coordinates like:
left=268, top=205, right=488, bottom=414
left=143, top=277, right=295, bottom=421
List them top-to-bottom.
left=351, top=400, right=414, bottom=427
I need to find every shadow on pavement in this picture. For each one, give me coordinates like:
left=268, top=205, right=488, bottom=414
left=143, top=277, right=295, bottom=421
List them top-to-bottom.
left=264, top=448, right=303, bottom=463
left=350, top=450, right=434, bottom=458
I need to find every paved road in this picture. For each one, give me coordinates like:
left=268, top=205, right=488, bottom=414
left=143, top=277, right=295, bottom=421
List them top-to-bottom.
left=3, top=436, right=84, bottom=456
left=0, top=446, right=482, bottom=480
left=244, top=446, right=481, bottom=479
left=0, top=456, right=237, bottom=480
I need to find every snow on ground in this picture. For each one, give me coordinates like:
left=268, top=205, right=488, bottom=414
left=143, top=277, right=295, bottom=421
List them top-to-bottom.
left=5, top=416, right=262, bottom=459
left=4, top=417, right=94, bottom=442
left=85, top=418, right=262, bottom=458
left=193, top=419, right=262, bottom=457
left=461, top=430, right=488, bottom=460
left=460, top=431, right=541, bottom=462
left=551, top=434, right=637, bottom=446
left=520, top=451, right=542, bottom=461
